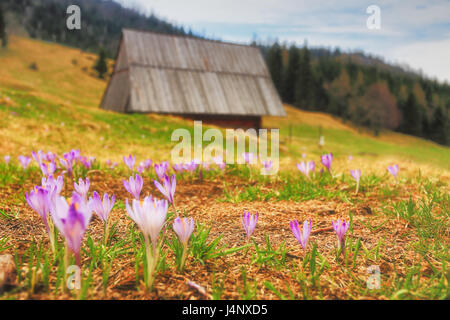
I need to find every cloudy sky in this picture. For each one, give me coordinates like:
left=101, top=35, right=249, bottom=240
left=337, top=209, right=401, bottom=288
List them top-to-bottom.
left=115, top=0, right=450, bottom=83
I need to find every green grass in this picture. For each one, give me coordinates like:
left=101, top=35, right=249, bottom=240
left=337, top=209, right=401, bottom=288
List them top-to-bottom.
left=2, top=84, right=450, bottom=173
left=280, top=123, right=450, bottom=169
left=220, top=172, right=349, bottom=203
left=189, top=223, right=249, bottom=265
left=251, top=235, right=288, bottom=270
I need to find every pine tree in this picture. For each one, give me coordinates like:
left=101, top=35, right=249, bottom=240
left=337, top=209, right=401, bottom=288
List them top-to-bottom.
left=0, top=6, right=7, bottom=48
left=266, top=42, right=284, bottom=95
left=295, top=44, right=314, bottom=109
left=282, top=45, right=300, bottom=104
left=94, top=47, right=108, bottom=79
left=317, top=56, right=341, bottom=83
left=346, top=61, right=358, bottom=85
left=313, top=75, right=329, bottom=112
left=402, top=92, right=423, bottom=136
left=430, top=106, right=449, bottom=145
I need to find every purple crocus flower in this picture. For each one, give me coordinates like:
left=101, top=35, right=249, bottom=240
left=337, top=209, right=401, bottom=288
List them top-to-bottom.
left=72, top=149, right=81, bottom=160
left=32, top=150, right=44, bottom=165
left=64, top=150, right=80, bottom=163
left=45, top=152, right=56, bottom=163
left=63, top=152, right=74, bottom=163
left=242, top=152, right=255, bottom=164
left=321, top=153, right=333, bottom=173
left=123, top=154, right=136, bottom=171
left=4, top=155, right=10, bottom=165
left=18, top=155, right=31, bottom=169
left=79, top=156, right=92, bottom=169
left=212, top=156, right=226, bottom=170
left=59, top=157, right=73, bottom=176
left=143, top=159, right=153, bottom=169
left=183, top=160, right=198, bottom=172
left=262, top=160, right=273, bottom=170
left=154, top=161, right=169, bottom=180
left=297, top=161, right=315, bottom=178
left=40, top=162, right=57, bottom=177
left=172, top=163, right=184, bottom=173
left=387, top=164, right=399, bottom=179
left=137, top=165, right=144, bottom=174
left=350, top=169, right=362, bottom=194
left=350, top=169, right=361, bottom=181
left=123, top=174, right=143, bottom=200
left=154, top=174, right=176, bottom=205
left=41, top=175, right=64, bottom=200
left=74, top=177, right=90, bottom=199
left=25, top=186, right=56, bottom=251
left=25, top=187, right=50, bottom=230
left=89, top=191, right=115, bottom=223
left=89, top=191, right=115, bottom=245
left=50, top=193, right=92, bottom=266
left=126, top=195, right=168, bottom=248
left=126, top=195, right=168, bottom=288
left=241, top=211, right=258, bottom=241
left=173, top=216, right=194, bottom=270
left=173, top=217, right=195, bottom=245
left=290, top=219, right=312, bottom=250
left=332, top=219, right=350, bottom=250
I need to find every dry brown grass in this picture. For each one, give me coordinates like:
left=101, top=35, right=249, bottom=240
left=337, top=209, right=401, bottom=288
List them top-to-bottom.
left=0, top=36, right=108, bottom=108
left=264, top=105, right=357, bottom=133
left=0, top=171, right=442, bottom=300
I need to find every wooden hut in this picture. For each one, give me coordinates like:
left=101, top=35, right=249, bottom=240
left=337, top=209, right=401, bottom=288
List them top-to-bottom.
left=100, top=29, right=286, bottom=128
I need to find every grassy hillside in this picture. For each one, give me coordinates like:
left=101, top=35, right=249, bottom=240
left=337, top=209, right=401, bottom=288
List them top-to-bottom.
left=0, top=36, right=449, bottom=178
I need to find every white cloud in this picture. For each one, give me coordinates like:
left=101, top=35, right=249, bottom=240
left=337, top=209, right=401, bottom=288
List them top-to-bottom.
left=115, top=0, right=450, bottom=82
left=119, top=0, right=450, bottom=29
left=382, top=0, right=450, bottom=26
left=390, top=37, right=450, bottom=83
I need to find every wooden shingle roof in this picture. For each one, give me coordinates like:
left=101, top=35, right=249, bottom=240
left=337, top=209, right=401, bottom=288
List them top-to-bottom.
left=100, top=29, right=286, bottom=117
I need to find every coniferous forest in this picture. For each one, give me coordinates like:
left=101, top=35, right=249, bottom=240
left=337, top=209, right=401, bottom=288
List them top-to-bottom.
left=0, top=0, right=188, bottom=56
left=1, top=0, right=449, bottom=145
left=262, top=42, right=450, bottom=145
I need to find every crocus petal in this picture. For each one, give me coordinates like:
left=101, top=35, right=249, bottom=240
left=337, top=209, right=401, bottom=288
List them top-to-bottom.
left=123, top=174, right=143, bottom=199
left=153, top=174, right=176, bottom=204
left=74, top=177, right=90, bottom=199
left=25, top=187, right=50, bottom=229
left=50, top=193, right=92, bottom=265
left=126, top=196, right=168, bottom=247
left=242, top=211, right=258, bottom=239
left=173, top=217, right=195, bottom=244
left=291, top=219, right=311, bottom=250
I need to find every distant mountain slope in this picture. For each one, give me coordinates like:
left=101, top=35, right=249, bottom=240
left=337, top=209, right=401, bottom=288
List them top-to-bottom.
left=1, top=0, right=189, bottom=56
left=261, top=42, right=450, bottom=146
